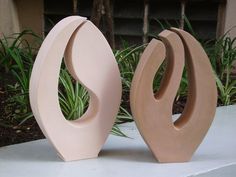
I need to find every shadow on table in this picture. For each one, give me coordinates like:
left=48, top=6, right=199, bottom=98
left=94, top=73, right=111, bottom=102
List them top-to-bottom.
left=1, top=139, right=222, bottom=164
left=100, top=147, right=157, bottom=163
left=100, top=148, right=223, bottom=164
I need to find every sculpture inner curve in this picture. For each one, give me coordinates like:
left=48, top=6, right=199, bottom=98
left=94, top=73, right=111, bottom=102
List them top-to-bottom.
left=63, top=26, right=99, bottom=124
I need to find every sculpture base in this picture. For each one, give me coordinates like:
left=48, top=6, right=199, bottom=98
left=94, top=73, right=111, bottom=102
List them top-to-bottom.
left=0, top=105, right=235, bottom=177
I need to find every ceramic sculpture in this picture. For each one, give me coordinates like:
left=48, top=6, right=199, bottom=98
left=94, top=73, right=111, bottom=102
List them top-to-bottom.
left=30, top=15, right=217, bottom=163
left=29, top=16, right=122, bottom=161
left=130, top=28, right=217, bottom=162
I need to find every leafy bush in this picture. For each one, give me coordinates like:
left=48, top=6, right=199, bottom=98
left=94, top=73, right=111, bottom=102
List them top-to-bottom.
left=0, top=30, right=41, bottom=124
left=0, top=30, right=41, bottom=72
left=206, top=34, right=236, bottom=105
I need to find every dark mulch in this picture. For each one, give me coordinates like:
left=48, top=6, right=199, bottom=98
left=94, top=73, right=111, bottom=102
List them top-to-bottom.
left=0, top=71, right=44, bottom=147
left=0, top=84, right=44, bottom=147
left=173, top=97, right=186, bottom=114
left=0, top=119, right=44, bottom=147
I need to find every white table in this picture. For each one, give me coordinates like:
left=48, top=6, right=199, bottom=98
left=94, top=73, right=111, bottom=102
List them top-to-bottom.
left=0, top=105, right=236, bottom=177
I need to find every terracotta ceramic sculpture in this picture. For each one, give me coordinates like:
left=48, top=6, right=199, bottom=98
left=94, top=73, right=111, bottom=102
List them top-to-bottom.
left=29, top=16, right=122, bottom=161
left=130, top=28, right=217, bottom=162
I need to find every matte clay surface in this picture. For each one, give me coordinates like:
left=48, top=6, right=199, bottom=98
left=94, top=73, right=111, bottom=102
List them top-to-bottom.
left=29, top=16, right=122, bottom=161
left=130, top=28, right=217, bottom=162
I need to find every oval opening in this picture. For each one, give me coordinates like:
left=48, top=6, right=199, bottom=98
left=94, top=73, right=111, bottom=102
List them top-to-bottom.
left=152, top=59, right=188, bottom=124
left=152, top=59, right=167, bottom=99
left=58, top=66, right=90, bottom=121
left=172, top=66, right=188, bottom=125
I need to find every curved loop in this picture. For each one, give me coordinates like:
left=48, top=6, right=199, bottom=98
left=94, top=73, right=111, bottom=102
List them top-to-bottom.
left=29, top=16, right=122, bottom=161
left=130, top=29, right=217, bottom=162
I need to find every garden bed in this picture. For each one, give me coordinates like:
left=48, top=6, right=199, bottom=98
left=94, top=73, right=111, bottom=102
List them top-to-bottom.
left=0, top=73, right=44, bottom=147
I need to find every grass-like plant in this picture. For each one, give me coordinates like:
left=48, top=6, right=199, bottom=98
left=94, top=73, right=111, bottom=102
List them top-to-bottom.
left=0, top=30, right=41, bottom=72
left=1, top=30, right=41, bottom=124
left=206, top=34, right=236, bottom=105
left=115, top=44, right=145, bottom=92
left=6, top=48, right=33, bottom=124
left=59, top=69, right=89, bottom=120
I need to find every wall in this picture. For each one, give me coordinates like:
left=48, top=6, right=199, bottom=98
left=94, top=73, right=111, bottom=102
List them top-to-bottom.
left=0, top=0, right=20, bottom=37
left=0, top=0, right=43, bottom=39
left=0, top=0, right=236, bottom=40
left=15, top=0, right=44, bottom=37
left=224, top=0, right=236, bottom=38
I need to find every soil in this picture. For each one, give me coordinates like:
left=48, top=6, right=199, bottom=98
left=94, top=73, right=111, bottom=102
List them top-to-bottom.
left=0, top=70, right=44, bottom=147
left=0, top=81, right=44, bottom=147
left=0, top=118, right=44, bottom=147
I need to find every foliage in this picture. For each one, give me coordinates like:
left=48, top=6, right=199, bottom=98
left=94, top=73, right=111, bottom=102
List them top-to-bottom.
left=0, top=30, right=41, bottom=73
left=0, top=30, right=41, bottom=124
left=206, top=34, right=236, bottom=105
left=115, top=44, right=145, bottom=92
left=6, top=48, right=33, bottom=124
left=59, top=69, right=89, bottom=120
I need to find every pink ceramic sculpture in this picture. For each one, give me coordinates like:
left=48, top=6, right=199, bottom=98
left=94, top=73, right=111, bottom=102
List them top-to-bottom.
left=29, top=16, right=122, bottom=161
left=130, top=28, right=217, bottom=162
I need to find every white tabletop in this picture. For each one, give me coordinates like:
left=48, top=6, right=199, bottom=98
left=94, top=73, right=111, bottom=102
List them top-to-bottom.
left=0, top=105, right=236, bottom=177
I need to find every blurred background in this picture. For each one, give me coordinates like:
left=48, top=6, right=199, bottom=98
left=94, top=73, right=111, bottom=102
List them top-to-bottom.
left=1, top=0, right=236, bottom=48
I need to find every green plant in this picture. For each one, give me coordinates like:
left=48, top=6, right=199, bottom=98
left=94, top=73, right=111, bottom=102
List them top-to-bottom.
left=182, top=17, right=236, bottom=105
left=0, top=30, right=41, bottom=72
left=1, top=30, right=40, bottom=124
left=0, top=31, right=42, bottom=124
left=207, top=34, right=236, bottom=105
left=114, top=44, right=144, bottom=125
left=115, top=44, right=145, bottom=92
left=6, top=48, right=33, bottom=124
left=59, top=69, right=89, bottom=120
left=215, top=74, right=236, bottom=105
left=116, top=106, right=133, bottom=124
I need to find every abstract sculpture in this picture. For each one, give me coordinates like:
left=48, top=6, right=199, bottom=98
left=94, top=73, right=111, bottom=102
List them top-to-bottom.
left=29, top=15, right=217, bottom=163
left=29, top=16, right=122, bottom=161
left=130, top=28, right=217, bottom=162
